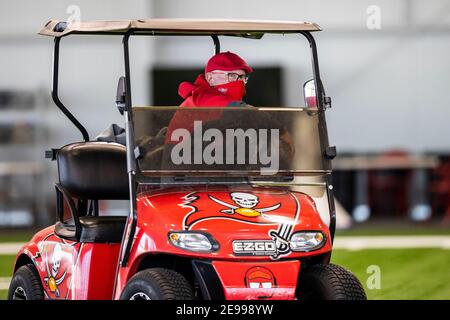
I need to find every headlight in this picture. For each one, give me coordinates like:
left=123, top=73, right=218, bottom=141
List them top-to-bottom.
left=168, top=231, right=219, bottom=253
left=290, top=231, right=325, bottom=252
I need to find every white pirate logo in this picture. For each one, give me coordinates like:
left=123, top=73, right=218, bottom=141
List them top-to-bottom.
left=209, top=192, right=281, bottom=218
left=43, top=244, right=67, bottom=297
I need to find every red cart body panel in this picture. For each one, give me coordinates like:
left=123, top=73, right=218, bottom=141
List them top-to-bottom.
left=15, top=187, right=329, bottom=300
left=113, top=187, right=330, bottom=299
left=14, top=227, right=120, bottom=300
left=212, top=260, right=300, bottom=300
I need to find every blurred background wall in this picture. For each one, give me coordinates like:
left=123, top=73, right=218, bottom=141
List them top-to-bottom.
left=0, top=0, right=449, bottom=227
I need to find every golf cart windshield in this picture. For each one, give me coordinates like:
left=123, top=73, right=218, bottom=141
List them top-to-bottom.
left=133, top=106, right=330, bottom=181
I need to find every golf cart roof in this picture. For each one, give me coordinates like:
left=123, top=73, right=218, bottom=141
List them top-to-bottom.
left=39, top=19, right=322, bottom=38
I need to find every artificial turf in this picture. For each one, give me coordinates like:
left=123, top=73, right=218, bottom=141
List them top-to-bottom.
left=0, top=230, right=35, bottom=243
left=331, top=248, right=450, bottom=300
left=0, top=249, right=449, bottom=300
left=0, top=255, right=15, bottom=301
left=0, top=255, right=15, bottom=278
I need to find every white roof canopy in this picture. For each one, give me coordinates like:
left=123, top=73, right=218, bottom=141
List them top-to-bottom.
left=39, top=19, right=322, bottom=37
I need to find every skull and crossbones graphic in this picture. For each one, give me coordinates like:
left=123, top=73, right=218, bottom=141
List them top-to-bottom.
left=209, top=192, right=281, bottom=217
left=43, top=244, right=67, bottom=297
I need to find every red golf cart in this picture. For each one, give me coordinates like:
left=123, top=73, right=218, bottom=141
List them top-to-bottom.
left=8, top=19, right=366, bottom=300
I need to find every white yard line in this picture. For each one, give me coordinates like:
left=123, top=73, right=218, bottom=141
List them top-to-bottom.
left=0, top=236, right=449, bottom=256
left=0, top=236, right=447, bottom=294
left=0, top=236, right=447, bottom=293
left=334, top=236, right=450, bottom=250
left=0, top=243, right=24, bottom=255
left=0, top=277, right=11, bottom=290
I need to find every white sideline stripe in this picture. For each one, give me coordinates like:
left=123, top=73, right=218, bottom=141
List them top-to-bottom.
left=0, top=236, right=449, bottom=255
left=334, top=236, right=450, bottom=250
left=0, top=243, right=24, bottom=255
left=0, top=277, right=11, bottom=290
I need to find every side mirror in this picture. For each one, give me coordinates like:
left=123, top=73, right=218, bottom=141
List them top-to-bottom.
left=116, top=76, right=126, bottom=115
left=303, top=79, right=317, bottom=110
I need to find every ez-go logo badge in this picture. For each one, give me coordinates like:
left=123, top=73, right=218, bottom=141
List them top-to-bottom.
left=233, top=240, right=276, bottom=256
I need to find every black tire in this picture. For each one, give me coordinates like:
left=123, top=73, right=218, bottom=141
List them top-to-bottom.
left=8, top=264, right=44, bottom=300
left=297, top=264, right=367, bottom=300
left=120, top=268, right=194, bottom=300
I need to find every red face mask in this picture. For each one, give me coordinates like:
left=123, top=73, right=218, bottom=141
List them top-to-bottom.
left=215, top=80, right=246, bottom=101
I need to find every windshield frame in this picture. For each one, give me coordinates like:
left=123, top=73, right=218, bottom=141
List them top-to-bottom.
left=132, top=105, right=331, bottom=182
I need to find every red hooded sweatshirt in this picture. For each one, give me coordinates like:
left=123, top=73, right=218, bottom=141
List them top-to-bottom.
left=165, top=74, right=245, bottom=143
left=178, top=74, right=243, bottom=107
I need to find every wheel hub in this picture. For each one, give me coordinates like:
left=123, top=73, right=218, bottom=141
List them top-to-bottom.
left=12, top=286, right=27, bottom=300
left=130, top=292, right=151, bottom=300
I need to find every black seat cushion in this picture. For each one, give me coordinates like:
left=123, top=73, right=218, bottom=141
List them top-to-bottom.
left=57, top=142, right=128, bottom=200
left=55, top=216, right=127, bottom=243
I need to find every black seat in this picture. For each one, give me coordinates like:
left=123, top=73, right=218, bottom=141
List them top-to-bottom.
left=54, top=141, right=129, bottom=243
left=57, top=141, right=129, bottom=200
left=55, top=216, right=127, bottom=243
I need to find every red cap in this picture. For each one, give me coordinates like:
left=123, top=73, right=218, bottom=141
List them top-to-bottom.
left=205, top=51, right=253, bottom=74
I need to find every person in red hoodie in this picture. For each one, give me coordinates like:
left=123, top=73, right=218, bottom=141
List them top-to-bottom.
left=165, top=51, right=253, bottom=143
left=178, top=51, right=253, bottom=107
left=161, top=52, right=294, bottom=171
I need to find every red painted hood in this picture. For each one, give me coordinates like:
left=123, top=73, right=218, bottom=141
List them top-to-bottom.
left=135, top=187, right=331, bottom=260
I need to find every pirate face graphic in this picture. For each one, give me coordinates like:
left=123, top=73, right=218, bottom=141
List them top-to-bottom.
left=179, top=191, right=301, bottom=260
left=209, top=192, right=281, bottom=217
left=232, top=192, right=259, bottom=208
left=43, top=243, right=67, bottom=297
left=51, top=245, right=62, bottom=278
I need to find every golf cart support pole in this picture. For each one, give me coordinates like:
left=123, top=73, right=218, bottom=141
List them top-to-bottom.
left=120, top=30, right=138, bottom=267
left=300, top=31, right=337, bottom=244
left=119, top=32, right=219, bottom=267
left=211, top=35, right=220, bottom=54
left=52, top=37, right=90, bottom=142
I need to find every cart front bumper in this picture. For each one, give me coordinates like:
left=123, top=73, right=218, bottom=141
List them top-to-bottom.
left=192, top=260, right=300, bottom=300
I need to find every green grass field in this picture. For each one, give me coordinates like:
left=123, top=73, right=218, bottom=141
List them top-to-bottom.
left=335, top=225, right=450, bottom=236
left=0, top=230, right=35, bottom=243
left=0, top=248, right=449, bottom=300
left=331, top=248, right=450, bottom=299
left=0, top=255, right=15, bottom=300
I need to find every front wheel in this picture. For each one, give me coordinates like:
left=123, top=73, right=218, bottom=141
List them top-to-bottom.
left=8, top=264, right=44, bottom=300
left=297, top=264, right=367, bottom=300
left=120, top=268, right=194, bottom=300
